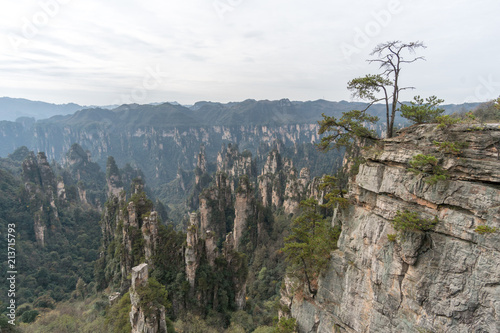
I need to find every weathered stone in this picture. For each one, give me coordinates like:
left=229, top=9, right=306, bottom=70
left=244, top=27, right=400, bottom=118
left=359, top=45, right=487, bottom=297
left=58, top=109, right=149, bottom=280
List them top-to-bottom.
left=290, top=123, right=500, bottom=333
left=258, top=150, right=311, bottom=215
left=21, top=151, right=60, bottom=248
left=199, top=172, right=232, bottom=240
left=142, top=211, right=159, bottom=264
left=185, top=213, right=199, bottom=288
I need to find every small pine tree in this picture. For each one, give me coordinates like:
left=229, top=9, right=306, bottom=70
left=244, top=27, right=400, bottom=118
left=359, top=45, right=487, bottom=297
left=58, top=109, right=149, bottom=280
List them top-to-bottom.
left=400, top=95, right=445, bottom=124
left=282, top=199, right=340, bottom=297
left=392, top=210, right=439, bottom=233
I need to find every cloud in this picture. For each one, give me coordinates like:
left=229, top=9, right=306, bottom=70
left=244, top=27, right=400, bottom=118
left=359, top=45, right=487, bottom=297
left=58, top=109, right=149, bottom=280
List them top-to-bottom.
left=0, top=0, right=499, bottom=105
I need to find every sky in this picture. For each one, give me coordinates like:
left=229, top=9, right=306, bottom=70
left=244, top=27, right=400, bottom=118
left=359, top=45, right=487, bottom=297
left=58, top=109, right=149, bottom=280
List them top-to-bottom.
left=1, top=0, right=499, bottom=106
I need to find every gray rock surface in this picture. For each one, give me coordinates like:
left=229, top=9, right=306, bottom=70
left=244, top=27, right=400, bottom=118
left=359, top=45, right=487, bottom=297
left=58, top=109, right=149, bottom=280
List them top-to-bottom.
left=288, top=124, right=500, bottom=333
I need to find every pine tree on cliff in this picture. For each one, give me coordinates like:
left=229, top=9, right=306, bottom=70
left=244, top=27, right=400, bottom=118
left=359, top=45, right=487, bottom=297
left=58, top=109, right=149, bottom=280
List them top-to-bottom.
left=318, top=40, right=426, bottom=147
left=281, top=198, right=340, bottom=297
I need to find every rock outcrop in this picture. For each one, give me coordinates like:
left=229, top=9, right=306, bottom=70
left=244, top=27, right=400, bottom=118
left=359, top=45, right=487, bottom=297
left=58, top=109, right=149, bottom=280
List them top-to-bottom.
left=287, top=123, right=500, bottom=333
left=63, top=143, right=106, bottom=208
left=216, top=143, right=254, bottom=192
left=195, top=146, right=208, bottom=186
left=258, top=150, right=309, bottom=214
left=258, top=150, right=284, bottom=209
left=22, top=152, right=59, bottom=246
left=106, top=156, right=124, bottom=198
left=283, top=166, right=310, bottom=215
left=199, top=172, right=233, bottom=239
left=233, top=176, right=255, bottom=250
left=121, top=202, right=137, bottom=283
left=142, top=211, right=160, bottom=264
left=185, top=213, right=199, bottom=287
left=129, top=263, right=167, bottom=333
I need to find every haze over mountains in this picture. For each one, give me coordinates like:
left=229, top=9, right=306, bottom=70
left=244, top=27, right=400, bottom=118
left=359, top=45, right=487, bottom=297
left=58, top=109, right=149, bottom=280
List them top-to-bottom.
left=0, top=96, right=479, bottom=123
left=0, top=97, right=481, bottom=205
left=0, top=97, right=184, bottom=121
left=0, top=97, right=85, bottom=121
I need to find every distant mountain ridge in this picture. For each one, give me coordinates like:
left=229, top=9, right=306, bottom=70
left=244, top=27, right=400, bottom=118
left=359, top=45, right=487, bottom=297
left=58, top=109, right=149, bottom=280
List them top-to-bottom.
left=0, top=96, right=480, bottom=124
left=0, top=97, right=85, bottom=121
left=0, top=97, right=183, bottom=122
left=36, top=98, right=479, bottom=128
left=45, top=99, right=366, bottom=128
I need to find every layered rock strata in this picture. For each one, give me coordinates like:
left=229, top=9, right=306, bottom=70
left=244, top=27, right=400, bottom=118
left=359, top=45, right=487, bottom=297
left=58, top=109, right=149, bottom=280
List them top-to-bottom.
left=287, top=124, right=500, bottom=332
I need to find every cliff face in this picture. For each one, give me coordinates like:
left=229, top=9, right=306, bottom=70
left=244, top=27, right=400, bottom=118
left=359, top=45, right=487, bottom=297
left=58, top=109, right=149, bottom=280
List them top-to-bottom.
left=0, top=121, right=320, bottom=187
left=288, top=124, right=500, bottom=332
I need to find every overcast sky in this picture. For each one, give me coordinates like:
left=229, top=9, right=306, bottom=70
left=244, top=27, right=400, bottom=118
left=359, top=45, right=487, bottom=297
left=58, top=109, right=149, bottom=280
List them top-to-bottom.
left=1, top=0, right=499, bottom=106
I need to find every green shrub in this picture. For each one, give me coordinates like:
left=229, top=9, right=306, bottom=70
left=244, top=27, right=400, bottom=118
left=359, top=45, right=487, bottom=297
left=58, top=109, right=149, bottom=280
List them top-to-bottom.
left=400, top=95, right=445, bottom=124
left=462, top=111, right=478, bottom=123
left=436, top=115, right=460, bottom=129
left=433, top=141, right=469, bottom=155
left=408, top=154, right=448, bottom=184
left=408, top=154, right=438, bottom=171
left=350, top=157, right=366, bottom=177
left=424, top=174, right=448, bottom=185
left=282, top=199, right=341, bottom=297
left=392, top=210, right=439, bottom=233
left=474, top=225, right=497, bottom=234
left=387, top=234, right=397, bottom=242
left=136, top=277, right=170, bottom=317
left=105, top=292, right=132, bottom=333
left=33, top=294, right=56, bottom=309
left=20, top=309, right=39, bottom=323
left=0, top=314, right=17, bottom=332
left=274, top=317, right=297, bottom=333
left=253, top=326, right=275, bottom=333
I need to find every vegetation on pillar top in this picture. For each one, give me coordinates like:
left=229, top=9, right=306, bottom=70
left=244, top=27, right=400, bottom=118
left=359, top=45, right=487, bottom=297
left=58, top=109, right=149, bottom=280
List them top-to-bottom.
left=135, top=277, right=171, bottom=317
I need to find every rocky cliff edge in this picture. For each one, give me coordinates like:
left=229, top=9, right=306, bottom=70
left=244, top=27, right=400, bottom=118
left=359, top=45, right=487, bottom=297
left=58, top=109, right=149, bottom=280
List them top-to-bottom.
left=287, top=123, right=500, bottom=333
